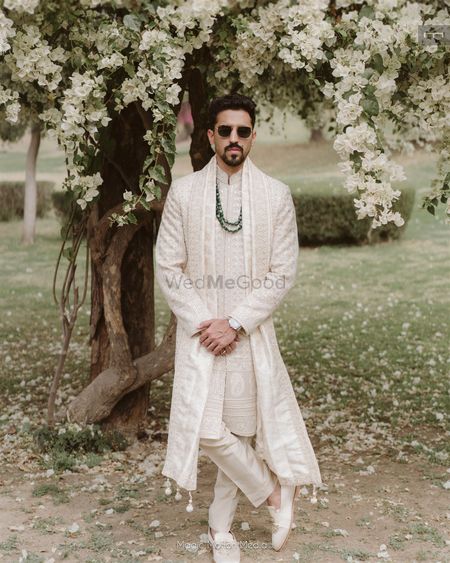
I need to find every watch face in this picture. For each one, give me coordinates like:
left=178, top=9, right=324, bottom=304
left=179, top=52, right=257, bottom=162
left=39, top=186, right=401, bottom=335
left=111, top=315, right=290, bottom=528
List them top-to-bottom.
left=229, top=318, right=241, bottom=330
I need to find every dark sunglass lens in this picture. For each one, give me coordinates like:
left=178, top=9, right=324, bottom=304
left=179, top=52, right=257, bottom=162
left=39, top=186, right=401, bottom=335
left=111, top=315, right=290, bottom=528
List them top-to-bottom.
left=217, top=125, right=232, bottom=137
left=237, top=127, right=252, bottom=138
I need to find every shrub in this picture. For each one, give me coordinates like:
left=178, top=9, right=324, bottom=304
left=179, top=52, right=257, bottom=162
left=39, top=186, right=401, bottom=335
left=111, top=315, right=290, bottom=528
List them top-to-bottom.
left=286, top=179, right=415, bottom=246
left=0, top=181, right=53, bottom=221
left=51, top=190, right=83, bottom=226
left=33, top=423, right=129, bottom=456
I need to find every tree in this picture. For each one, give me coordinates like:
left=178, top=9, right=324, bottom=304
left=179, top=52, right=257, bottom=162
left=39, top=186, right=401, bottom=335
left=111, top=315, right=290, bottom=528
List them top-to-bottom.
left=1, top=0, right=448, bottom=438
left=0, top=89, right=40, bottom=245
left=22, top=119, right=40, bottom=244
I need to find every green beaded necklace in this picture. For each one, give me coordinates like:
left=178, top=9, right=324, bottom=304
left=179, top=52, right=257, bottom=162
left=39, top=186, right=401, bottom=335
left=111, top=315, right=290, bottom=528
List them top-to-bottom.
left=215, top=178, right=243, bottom=232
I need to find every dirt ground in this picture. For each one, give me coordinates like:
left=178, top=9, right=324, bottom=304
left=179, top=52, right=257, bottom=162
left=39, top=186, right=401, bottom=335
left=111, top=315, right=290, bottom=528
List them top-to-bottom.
left=0, top=440, right=448, bottom=563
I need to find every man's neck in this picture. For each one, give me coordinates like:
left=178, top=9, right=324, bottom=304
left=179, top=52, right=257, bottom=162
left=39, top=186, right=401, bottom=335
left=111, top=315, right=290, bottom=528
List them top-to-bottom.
left=216, top=156, right=243, bottom=179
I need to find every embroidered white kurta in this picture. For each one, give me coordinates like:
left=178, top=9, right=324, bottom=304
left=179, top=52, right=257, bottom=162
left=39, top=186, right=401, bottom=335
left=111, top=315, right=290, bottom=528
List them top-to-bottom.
left=155, top=154, right=322, bottom=498
left=199, top=164, right=257, bottom=439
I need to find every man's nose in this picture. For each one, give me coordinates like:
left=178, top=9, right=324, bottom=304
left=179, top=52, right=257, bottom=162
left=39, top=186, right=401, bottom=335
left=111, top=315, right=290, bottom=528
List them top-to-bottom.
left=229, top=128, right=239, bottom=142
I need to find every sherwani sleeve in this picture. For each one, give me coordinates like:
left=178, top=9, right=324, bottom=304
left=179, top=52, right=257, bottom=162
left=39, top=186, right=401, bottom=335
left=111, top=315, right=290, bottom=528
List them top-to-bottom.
left=155, top=181, right=212, bottom=337
left=225, top=183, right=299, bottom=335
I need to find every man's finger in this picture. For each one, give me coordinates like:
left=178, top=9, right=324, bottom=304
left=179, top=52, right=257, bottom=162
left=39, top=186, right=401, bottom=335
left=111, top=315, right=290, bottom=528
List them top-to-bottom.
left=197, top=319, right=214, bottom=329
left=212, top=341, right=224, bottom=354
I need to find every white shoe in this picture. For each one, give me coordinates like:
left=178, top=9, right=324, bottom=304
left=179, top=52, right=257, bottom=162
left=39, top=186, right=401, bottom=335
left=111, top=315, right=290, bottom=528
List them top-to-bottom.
left=266, top=484, right=300, bottom=551
left=207, top=526, right=241, bottom=563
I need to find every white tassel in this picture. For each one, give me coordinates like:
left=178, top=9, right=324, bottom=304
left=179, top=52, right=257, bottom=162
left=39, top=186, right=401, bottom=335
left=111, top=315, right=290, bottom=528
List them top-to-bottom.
left=164, top=478, right=172, bottom=496
left=175, top=486, right=182, bottom=501
left=186, top=491, right=193, bottom=512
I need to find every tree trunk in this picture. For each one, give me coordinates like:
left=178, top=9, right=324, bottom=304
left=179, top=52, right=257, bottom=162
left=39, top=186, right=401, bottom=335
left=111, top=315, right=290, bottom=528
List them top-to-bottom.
left=188, top=66, right=214, bottom=171
left=66, top=71, right=211, bottom=431
left=87, top=103, right=156, bottom=439
left=22, top=122, right=40, bottom=245
left=310, top=128, right=325, bottom=143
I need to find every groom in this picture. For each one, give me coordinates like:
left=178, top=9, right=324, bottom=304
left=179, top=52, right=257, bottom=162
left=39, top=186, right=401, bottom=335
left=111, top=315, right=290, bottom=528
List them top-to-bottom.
left=155, top=93, right=322, bottom=562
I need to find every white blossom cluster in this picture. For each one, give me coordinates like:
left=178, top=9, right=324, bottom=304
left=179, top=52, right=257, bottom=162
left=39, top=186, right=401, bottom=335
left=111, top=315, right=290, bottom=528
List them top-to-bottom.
left=0, top=0, right=448, bottom=222
left=3, top=0, right=39, bottom=14
left=278, top=0, right=334, bottom=72
left=326, top=1, right=449, bottom=225
left=230, top=2, right=283, bottom=87
left=0, top=9, right=15, bottom=53
left=5, top=25, right=65, bottom=90
left=0, top=85, right=20, bottom=122
left=73, top=173, right=103, bottom=210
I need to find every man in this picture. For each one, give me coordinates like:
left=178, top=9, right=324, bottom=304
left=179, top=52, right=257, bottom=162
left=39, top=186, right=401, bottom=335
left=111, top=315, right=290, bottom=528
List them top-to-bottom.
left=155, top=93, right=322, bottom=562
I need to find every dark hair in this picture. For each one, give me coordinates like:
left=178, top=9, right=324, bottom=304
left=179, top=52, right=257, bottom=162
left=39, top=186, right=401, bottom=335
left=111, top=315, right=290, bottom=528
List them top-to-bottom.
left=208, top=93, right=256, bottom=130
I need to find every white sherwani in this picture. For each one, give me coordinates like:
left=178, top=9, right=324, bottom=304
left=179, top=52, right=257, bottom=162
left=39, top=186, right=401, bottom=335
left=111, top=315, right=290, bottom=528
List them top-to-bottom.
left=155, top=154, right=322, bottom=498
left=199, top=164, right=257, bottom=439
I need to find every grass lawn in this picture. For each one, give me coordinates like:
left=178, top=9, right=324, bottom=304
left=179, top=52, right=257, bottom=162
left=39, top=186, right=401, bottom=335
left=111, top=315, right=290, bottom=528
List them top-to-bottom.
left=0, top=140, right=448, bottom=562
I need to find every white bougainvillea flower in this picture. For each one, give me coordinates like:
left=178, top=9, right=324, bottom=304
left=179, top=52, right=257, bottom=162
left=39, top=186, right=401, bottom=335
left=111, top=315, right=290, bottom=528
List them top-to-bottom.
left=4, top=0, right=39, bottom=14
left=0, top=10, right=16, bottom=53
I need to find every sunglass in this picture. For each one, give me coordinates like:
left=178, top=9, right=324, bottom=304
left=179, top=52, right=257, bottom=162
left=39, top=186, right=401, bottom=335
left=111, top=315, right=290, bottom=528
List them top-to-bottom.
left=217, top=125, right=252, bottom=139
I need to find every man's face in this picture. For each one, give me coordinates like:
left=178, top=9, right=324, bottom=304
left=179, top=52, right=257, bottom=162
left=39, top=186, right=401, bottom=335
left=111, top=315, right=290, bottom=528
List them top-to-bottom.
left=207, top=109, right=256, bottom=168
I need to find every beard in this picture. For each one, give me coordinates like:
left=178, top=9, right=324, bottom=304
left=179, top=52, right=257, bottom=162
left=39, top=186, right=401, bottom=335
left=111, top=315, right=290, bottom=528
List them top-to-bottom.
left=221, top=146, right=246, bottom=167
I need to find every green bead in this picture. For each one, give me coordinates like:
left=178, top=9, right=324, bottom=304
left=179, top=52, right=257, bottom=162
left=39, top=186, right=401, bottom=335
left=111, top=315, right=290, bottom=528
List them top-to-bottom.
left=215, top=180, right=242, bottom=232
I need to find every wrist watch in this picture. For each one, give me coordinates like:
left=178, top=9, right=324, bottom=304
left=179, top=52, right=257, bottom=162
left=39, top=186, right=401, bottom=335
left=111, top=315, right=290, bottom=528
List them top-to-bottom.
left=228, top=317, right=242, bottom=332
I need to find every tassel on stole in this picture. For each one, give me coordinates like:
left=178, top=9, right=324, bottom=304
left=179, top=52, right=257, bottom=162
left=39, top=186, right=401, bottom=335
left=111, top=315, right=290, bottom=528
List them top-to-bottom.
left=164, top=477, right=193, bottom=512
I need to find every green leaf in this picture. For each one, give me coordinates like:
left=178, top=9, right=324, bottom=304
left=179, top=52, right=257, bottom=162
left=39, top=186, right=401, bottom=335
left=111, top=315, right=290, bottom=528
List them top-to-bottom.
left=359, top=6, right=375, bottom=20
left=123, top=14, right=142, bottom=32
left=371, top=53, right=384, bottom=74
left=124, top=63, right=135, bottom=78
left=363, top=68, right=375, bottom=80
left=342, top=89, right=357, bottom=100
left=362, top=96, right=379, bottom=116
left=161, top=137, right=174, bottom=153
left=165, top=151, right=175, bottom=168
left=143, top=156, right=154, bottom=172
left=150, top=165, right=167, bottom=183
left=426, top=204, right=435, bottom=216
left=127, top=212, right=138, bottom=224
left=63, top=247, right=74, bottom=261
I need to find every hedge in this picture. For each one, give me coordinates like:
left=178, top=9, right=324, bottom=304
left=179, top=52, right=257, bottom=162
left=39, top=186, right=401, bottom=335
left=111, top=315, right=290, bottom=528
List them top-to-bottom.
left=49, top=178, right=415, bottom=247
left=287, top=180, right=415, bottom=246
left=0, top=181, right=53, bottom=221
left=51, top=190, right=84, bottom=226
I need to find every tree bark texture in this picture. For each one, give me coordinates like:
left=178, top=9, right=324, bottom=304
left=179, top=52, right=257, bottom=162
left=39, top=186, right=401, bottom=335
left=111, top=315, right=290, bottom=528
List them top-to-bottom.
left=67, top=70, right=212, bottom=434
left=86, top=103, right=155, bottom=438
left=22, top=122, right=41, bottom=245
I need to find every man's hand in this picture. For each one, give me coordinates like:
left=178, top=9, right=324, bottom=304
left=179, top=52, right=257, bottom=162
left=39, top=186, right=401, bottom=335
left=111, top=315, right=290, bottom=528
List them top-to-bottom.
left=196, top=318, right=240, bottom=356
